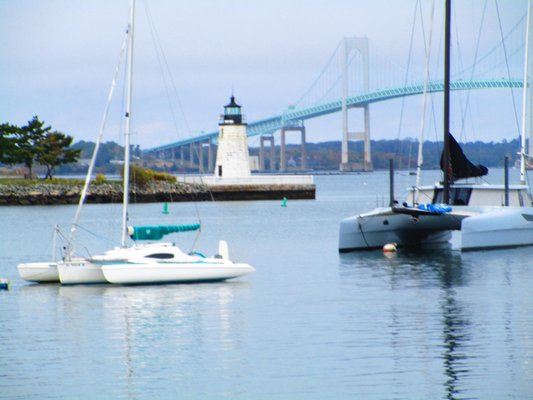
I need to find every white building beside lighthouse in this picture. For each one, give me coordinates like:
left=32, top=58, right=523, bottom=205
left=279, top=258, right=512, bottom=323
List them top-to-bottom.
left=214, top=96, right=251, bottom=178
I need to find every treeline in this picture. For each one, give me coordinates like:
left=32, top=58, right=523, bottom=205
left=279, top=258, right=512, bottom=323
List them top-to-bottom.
left=62, top=137, right=527, bottom=174
left=264, top=137, right=523, bottom=170
left=65, top=141, right=142, bottom=174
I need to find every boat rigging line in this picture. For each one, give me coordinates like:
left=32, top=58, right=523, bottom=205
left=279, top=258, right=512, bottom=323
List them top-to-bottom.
left=395, top=0, right=420, bottom=170
left=415, top=0, right=436, bottom=199
left=457, top=0, right=488, bottom=144
left=494, top=0, right=521, bottom=136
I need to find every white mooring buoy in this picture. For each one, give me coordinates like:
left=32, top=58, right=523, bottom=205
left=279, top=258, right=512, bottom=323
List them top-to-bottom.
left=383, top=243, right=397, bottom=253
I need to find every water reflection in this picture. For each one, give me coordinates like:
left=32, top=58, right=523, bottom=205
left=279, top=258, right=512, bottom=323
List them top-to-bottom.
left=339, top=247, right=467, bottom=289
left=339, top=248, right=470, bottom=399
left=17, top=282, right=252, bottom=399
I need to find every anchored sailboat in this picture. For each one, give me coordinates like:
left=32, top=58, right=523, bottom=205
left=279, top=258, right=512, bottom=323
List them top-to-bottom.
left=18, top=0, right=254, bottom=284
left=338, top=0, right=533, bottom=252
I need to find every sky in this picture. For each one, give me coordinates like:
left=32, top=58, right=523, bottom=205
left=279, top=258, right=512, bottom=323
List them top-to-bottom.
left=1, top=0, right=529, bottom=149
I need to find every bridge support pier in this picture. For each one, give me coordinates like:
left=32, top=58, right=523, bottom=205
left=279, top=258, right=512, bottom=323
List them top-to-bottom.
left=340, top=36, right=372, bottom=172
left=340, top=105, right=372, bottom=172
left=280, top=124, right=306, bottom=172
left=259, top=135, right=275, bottom=171
left=199, top=138, right=214, bottom=173
left=208, top=138, right=214, bottom=172
left=198, top=142, right=204, bottom=173
left=189, top=143, right=195, bottom=168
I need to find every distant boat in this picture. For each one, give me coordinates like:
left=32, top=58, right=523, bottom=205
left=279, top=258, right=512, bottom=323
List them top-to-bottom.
left=18, top=0, right=254, bottom=285
left=338, top=0, right=533, bottom=252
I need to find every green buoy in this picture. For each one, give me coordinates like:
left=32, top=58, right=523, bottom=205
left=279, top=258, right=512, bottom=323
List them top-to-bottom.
left=281, top=197, right=287, bottom=207
left=162, top=202, right=169, bottom=214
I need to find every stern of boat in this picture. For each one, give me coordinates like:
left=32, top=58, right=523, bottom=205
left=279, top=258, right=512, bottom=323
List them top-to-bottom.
left=17, top=262, right=59, bottom=283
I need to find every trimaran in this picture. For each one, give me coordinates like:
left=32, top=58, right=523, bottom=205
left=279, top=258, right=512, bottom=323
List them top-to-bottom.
left=17, top=0, right=254, bottom=284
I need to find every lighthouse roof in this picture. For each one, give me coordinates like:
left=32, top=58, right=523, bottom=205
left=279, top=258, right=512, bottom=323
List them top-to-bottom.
left=225, top=96, right=241, bottom=108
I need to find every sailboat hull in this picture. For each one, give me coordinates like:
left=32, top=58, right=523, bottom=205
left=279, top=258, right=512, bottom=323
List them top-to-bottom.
left=339, top=207, right=468, bottom=251
left=461, top=207, right=533, bottom=250
left=57, top=259, right=107, bottom=285
left=17, top=262, right=59, bottom=283
left=102, top=262, right=254, bottom=284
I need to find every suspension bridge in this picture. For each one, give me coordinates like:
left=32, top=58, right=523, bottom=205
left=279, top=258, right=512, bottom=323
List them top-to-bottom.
left=146, top=12, right=530, bottom=172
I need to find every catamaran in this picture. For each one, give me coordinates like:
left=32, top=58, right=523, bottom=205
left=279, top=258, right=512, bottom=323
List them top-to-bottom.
left=339, top=0, right=533, bottom=252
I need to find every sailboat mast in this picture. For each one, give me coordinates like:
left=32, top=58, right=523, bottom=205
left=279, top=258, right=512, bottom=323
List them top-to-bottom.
left=122, top=0, right=135, bottom=247
left=415, top=0, right=436, bottom=199
left=443, top=0, right=451, bottom=204
left=520, top=0, right=531, bottom=184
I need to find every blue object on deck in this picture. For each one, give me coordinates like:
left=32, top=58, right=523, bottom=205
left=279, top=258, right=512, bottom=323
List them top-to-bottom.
left=281, top=197, right=287, bottom=207
left=417, top=203, right=452, bottom=214
left=129, top=224, right=200, bottom=241
left=0, top=279, right=10, bottom=290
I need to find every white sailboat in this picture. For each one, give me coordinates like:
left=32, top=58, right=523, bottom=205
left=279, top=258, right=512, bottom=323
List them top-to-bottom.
left=19, top=0, right=254, bottom=285
left=339, top=0, right=533, bottom=252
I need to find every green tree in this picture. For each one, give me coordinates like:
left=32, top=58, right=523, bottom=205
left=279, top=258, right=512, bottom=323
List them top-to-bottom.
left=16, top=116, right=50, bottom=178
left=0, top=122, right=19, bottom=165
left=36, top=132, right=81, bottom=179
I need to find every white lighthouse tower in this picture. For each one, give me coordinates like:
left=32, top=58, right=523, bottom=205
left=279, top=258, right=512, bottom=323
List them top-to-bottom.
left=214, top=96, right=251, bottom=178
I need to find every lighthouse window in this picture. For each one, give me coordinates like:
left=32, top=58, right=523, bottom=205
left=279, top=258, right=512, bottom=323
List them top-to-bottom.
left=226, top=107, right=240, bottom=115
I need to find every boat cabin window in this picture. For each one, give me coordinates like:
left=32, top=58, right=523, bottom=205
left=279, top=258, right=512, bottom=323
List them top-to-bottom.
left=432, top=187, right=472, bottom=205
left=146, top=253, right=174, bottom=259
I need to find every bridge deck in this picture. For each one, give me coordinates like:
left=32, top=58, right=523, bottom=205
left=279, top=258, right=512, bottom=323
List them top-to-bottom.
left=146, top=78, right=522, bottom=153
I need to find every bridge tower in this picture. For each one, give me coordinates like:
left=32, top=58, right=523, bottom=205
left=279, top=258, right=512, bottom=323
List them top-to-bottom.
left=340, top=36, right=372, bottom=172
left=280, top=119, right=307, bottom=172
left=259, top=135, right=276, bottom=171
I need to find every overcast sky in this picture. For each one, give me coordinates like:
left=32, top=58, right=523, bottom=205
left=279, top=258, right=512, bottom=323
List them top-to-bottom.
left=1, top=0, right=528, bottom=149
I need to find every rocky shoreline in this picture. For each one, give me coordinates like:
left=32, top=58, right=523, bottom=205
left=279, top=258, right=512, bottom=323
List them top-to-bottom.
left=0, top=181, right=315, bottom=205
left=0, top=181, right=211, bottom=205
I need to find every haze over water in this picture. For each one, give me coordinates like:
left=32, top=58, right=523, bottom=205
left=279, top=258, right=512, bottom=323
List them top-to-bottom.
left=1, top=172, right=532, bottom=399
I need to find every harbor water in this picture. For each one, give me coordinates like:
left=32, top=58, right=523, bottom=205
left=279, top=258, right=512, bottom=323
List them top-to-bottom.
left=1, top=172, right=532, bottom=399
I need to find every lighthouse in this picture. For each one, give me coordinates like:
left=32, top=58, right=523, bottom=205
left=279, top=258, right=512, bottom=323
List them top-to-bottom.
left=214, top=96, right=251, bottom=178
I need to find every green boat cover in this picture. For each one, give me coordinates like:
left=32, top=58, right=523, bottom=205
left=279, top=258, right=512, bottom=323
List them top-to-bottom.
left=129, top=224, right=200, bottom=241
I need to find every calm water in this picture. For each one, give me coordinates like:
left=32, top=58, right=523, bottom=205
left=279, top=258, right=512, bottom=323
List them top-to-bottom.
left=1, top=172, right=532, bottom=399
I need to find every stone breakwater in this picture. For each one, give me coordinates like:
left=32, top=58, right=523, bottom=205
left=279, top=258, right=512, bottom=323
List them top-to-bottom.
left=0, top=181, right=211, bottom=205
left=0, top=181, right=315, bottom=205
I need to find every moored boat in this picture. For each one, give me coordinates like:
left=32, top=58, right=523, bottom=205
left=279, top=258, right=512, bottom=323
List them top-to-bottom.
left=19, top=0, right=254, bottom=285
left=339, top=0, right=533, bottom=252
left=100, top=242, right=254, bottom=285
